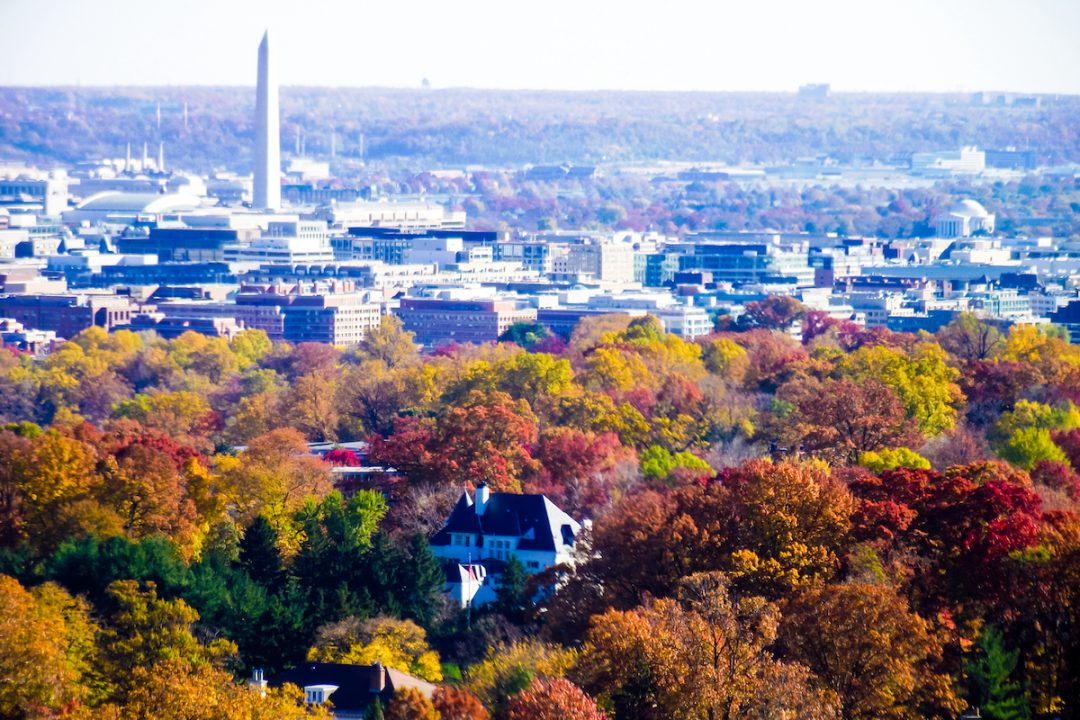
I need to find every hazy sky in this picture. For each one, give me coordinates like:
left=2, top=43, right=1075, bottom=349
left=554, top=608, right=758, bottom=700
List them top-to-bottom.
left=2, top=0, right=1078, bottom=93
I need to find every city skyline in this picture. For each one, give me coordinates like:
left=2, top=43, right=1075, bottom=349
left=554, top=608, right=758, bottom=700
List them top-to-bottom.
left=1, top=0, right=1079, bottom=94
left=2, top=3, right=1080, bottom=714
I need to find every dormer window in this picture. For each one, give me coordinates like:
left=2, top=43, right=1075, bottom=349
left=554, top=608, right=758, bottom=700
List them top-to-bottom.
left=303, top=685, right=338, bottom=705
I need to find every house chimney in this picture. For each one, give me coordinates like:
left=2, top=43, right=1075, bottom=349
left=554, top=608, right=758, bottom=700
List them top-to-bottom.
left=475, top=483, right=490, bottom=516
left=370, top=661, right=386, bottom=693
left=249, top=668, right=267, bottom=697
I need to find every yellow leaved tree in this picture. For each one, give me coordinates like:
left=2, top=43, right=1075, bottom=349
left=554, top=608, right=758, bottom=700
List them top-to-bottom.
left=307, top=616, right=442, bottom=682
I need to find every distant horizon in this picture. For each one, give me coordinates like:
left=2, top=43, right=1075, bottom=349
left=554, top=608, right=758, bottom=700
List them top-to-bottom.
left=2, top=0, right=1078, bottom=94
left=3, top=84, right=1076, bottom=97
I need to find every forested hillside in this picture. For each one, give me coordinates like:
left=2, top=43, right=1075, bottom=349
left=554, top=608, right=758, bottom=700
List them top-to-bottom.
left=3, top=87, right=1078, bottom=170
left=1, top=312, right=1079, bottom=718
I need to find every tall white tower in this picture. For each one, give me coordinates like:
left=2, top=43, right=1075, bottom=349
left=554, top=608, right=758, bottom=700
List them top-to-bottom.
left=253, top=30, right=281, bottom=210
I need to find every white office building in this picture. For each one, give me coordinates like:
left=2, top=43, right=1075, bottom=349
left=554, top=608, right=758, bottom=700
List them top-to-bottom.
left=912, top=146, right=986, bottom=176
left=224, top=220, right=333, bottom=263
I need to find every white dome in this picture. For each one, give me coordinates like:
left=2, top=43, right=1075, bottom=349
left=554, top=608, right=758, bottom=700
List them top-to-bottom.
left=75, top=191, right=201, bottom=213
left=949, top=199, right=990, bottom=218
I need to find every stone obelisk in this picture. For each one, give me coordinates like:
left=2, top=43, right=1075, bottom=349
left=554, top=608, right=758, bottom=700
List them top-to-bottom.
left=253, top=30, right=280, bottom=210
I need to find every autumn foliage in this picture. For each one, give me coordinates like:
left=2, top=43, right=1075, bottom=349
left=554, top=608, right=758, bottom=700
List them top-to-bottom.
left=0, top=316, right=1079, bottom=718
left=505, top=678, right=606, bottom=720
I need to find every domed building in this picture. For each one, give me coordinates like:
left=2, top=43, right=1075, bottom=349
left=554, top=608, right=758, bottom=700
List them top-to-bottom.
left=62, top=191, right=203, bottom=226
left=936, top=199, right=996, bottom=238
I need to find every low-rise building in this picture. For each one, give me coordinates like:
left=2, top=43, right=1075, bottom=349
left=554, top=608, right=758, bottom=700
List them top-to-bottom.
left=911, top=146, right=986, bottom=176
left=0, top=174, right=69, bottom=217
left=318, top=201, right=466, bottom=231
left=224, top=220, right=333, bottom=264
left=120, top=225, right=260, bottom=262
left=333, top=228, right=497, bottom=264
left=495, top=239, right=568, bottom=274
left=556, top=239, right=636, bottom=284
left=673, top=240, right=815, bottom=287
left=640, top=251, right=680, bottom=287
left=238, top=261, right=439, bottom=290
left=234, top=288, right=382, bottom=345
left=968, top=288, right=1032, bottom=320
left=1028, top=289, right=1077, bottom=318
left=839, top=291, right=906, bottom=328
left=0, top=293, right=137, bottom=339
left=281, top=293, right=382, bottom=345
left=395, top=296, right=536, bottom=347
left=154, top=299, right=287, bottom=339
left=1051, top=301, right=1080, bottom=343
left=653, top=304, right=714, bottom=339
left=123, top=312, right=244, bottom=339
left=0, top=317, right=58, bottom=354
left=429, top=484, right=581, bottom=608
left=266, top=662, right=435, bottom=719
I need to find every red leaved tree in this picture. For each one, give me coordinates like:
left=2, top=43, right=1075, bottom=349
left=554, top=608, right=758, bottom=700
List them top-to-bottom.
left=367, top=391, right=539, bottom=492
left=526, top=428, right=636, bottom=517
left=505, top=679, right=606, bottom=720
left=432, top=686, right=489, bottom=720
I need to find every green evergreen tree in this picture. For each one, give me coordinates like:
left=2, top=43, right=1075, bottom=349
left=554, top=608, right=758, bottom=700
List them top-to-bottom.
left=498, top=321, right=551, bottom=349
left=293, top=491, right=387, bottom=596
left=293, top=508, right=335, bottom=593
left=239, top=516, right=284, bottom=588
left=200, top=519, right=242, bottom=569
left=361, top=533, right=404, bottom=617
left=401, top=533, right=444, bottom=627
left=44, top=534, right=191, bottom=605
left=494, top=555, right=529, bottom=623
left=247, top=581, right=313, bottom=674
left=966, top=626, right=1031, bottom=720
left=366, top=697, right=385, bottom=720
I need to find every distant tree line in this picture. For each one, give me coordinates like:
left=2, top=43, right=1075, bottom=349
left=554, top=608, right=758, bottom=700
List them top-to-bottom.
left=2, top=88, right=1078, bottom=171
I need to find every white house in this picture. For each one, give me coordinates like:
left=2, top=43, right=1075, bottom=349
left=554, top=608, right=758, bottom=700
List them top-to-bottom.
left=428, top=484, right=581, bottom=608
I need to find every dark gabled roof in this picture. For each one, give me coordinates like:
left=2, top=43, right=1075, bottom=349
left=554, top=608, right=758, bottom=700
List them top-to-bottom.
left=430, top=490, right=580, bottom=553
left=430, top=491, right=475, bottom=547
left=451, top=492, right=481, bottom=531
left=478, top=494, right=546, bottom=548
left=267, top=663, right=389, bottom=713
left=267, top=663, right=436, bottom=712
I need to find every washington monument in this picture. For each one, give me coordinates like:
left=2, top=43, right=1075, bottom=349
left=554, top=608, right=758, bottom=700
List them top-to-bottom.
left=253, top=30, right=280, bottom=210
